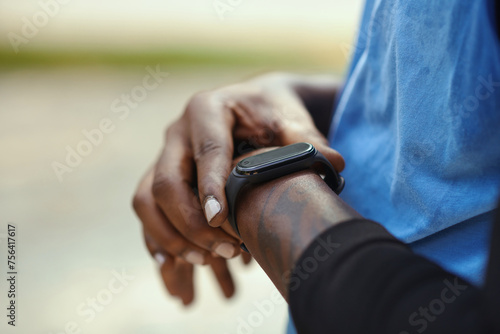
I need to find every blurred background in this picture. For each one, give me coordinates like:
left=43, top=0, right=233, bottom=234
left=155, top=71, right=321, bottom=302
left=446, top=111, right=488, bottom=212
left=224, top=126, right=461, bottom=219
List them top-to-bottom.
left=0, top=0, right=362, bottom=333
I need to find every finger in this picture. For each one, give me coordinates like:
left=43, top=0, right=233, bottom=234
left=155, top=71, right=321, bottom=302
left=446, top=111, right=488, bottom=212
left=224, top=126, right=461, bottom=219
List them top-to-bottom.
left=186, top=93, right=236, bottom=229
left=232, top=95, right=345, bottom=172
left=153, top=121, right=240, bottom=259
left=304, top=129, right=345, bottom=172
left=309, top=139, right=345, bottom=173
left=133, top=168, right=210, bottom=265
left=220, top=220, right=242, bottom=240
left=143, top=229, right=158, bottom=257
left=144, top=229, right=191, bottom=303
left=144, top=229, right=193, bottom=305
left=143, top=230, right=175, bottom=269
left=241, top=252, right=252, bottom=265
left=208, top=256, right=235, bottom=298
left=160, top=258, right=195, bottom=305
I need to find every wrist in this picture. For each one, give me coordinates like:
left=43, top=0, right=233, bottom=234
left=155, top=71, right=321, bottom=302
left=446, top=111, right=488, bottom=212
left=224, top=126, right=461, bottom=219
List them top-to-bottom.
left=234, top=169, right=360, bottom=297
left=236, top=169, right=320, bottom=234
left=236, top=169, right=353, bottom=249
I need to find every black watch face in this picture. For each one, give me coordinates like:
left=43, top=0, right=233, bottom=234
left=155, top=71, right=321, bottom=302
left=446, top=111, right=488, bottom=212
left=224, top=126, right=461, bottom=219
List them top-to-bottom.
left=236, top=142, right=315, bottom=174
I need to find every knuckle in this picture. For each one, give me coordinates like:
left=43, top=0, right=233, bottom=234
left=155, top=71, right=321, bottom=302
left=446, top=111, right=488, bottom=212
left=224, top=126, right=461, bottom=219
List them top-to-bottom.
left=259, top=71, right=288, bottom=83
left=186, top=91, right=211, bottom=114
left=268, top=117, right=285, bottom=135
left=164, top=118, right=185, bottom=141
left=164, top=124, right=176, bottom=142
left=193, top=139, right=224, bottom=162
left=200, top=171, right=226, bottom=196
left=152, top=174, right=175, bottom=200
left=132, top=192, right=148, bottom=213
left=179, top=218, right=211, bottom=243
left=180, top=222, right=200, bottom=241
left=151, top=227, right=179, bottom=249
left=181, top=228, right=195, bottom=242
left=159, top=235, right=185, bottom=255
left=143, top=238, right=156, bottom=255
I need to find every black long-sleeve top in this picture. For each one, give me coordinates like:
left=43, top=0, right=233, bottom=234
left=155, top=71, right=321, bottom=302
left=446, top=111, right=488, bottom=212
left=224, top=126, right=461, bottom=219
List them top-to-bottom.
left=289, top=199, right=500, bottom=334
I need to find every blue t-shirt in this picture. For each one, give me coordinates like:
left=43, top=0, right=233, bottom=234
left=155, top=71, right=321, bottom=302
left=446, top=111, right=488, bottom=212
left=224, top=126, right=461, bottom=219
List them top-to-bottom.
left=288, top=0, right=500, bottom=333
left=331, top=0, right=500, bottom=286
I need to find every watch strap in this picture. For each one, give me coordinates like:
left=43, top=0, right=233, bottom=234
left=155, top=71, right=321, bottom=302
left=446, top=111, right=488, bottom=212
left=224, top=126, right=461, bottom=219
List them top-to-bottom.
left=225, top=146, right=345, bottom=247
left=312, top=150, right=345, bottom=194
left=225, top=172, right=249, bottom=238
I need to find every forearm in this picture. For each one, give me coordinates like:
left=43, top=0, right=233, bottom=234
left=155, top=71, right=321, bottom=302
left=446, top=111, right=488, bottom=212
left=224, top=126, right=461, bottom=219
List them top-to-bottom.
left=235, top=169, right=361, bottom=298
left=235, top=169, right=488, bottom=334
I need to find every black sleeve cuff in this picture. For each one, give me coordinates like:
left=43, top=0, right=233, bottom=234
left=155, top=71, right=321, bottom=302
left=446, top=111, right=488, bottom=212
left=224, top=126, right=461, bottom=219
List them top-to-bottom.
left=288, top=218, right=480, bottom=334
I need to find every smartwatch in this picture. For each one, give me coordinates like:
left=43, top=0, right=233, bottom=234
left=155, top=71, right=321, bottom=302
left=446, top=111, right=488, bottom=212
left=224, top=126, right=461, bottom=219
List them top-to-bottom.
left=225, top=142, right=345, bottom=240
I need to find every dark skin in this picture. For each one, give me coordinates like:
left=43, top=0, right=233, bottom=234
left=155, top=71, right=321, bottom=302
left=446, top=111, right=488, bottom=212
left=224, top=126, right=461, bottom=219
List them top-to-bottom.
left=133, top=72, right=344, bottom=304
left=235, top=168, right=362, bottom=300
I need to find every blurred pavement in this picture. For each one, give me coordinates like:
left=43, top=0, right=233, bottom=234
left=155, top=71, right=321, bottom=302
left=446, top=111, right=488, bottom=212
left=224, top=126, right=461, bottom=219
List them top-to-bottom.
left=0, top=66, right=290, bottom=334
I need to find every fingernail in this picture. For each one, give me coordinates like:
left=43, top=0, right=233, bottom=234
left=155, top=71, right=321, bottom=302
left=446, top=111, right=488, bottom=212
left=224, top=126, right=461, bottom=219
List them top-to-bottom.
left=204, top=196, right=221, bottom=224
left=214, top=242, right=236, bottom=259
left=184, top=251, right=204, bottom=265
left=154, top=253, right=166, bottom=267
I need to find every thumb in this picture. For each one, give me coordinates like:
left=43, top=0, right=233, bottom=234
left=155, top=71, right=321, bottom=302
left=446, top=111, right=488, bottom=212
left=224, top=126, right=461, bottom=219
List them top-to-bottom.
left=315, top=142, right=345, bottom=172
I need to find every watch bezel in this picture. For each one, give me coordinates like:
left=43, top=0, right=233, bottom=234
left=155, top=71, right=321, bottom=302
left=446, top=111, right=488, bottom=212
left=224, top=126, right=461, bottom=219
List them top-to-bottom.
left=235, top=142, right=315, bottom=175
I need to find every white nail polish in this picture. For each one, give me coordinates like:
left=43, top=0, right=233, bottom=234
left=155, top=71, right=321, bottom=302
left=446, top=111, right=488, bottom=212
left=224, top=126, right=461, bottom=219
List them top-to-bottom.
left=204, top=196, right=221, bottom=223
left=214, top=243, right=236, bottom=259
left=185, top=251, right=204, bottom=265
left=154, top=253, right=166, bottom=267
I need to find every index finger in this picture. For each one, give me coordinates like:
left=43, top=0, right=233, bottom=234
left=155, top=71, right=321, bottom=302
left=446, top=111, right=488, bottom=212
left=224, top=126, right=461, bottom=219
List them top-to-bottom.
left=187, top=93, right=236, bottom=228
left=153, top=121, right=240, bottom=258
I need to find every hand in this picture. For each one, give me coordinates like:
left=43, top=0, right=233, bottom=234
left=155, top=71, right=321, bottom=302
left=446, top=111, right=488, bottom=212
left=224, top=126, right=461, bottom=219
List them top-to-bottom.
left=132, top=72, right=344, bottom=304
left=134, top=167, right=251, bottom=305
